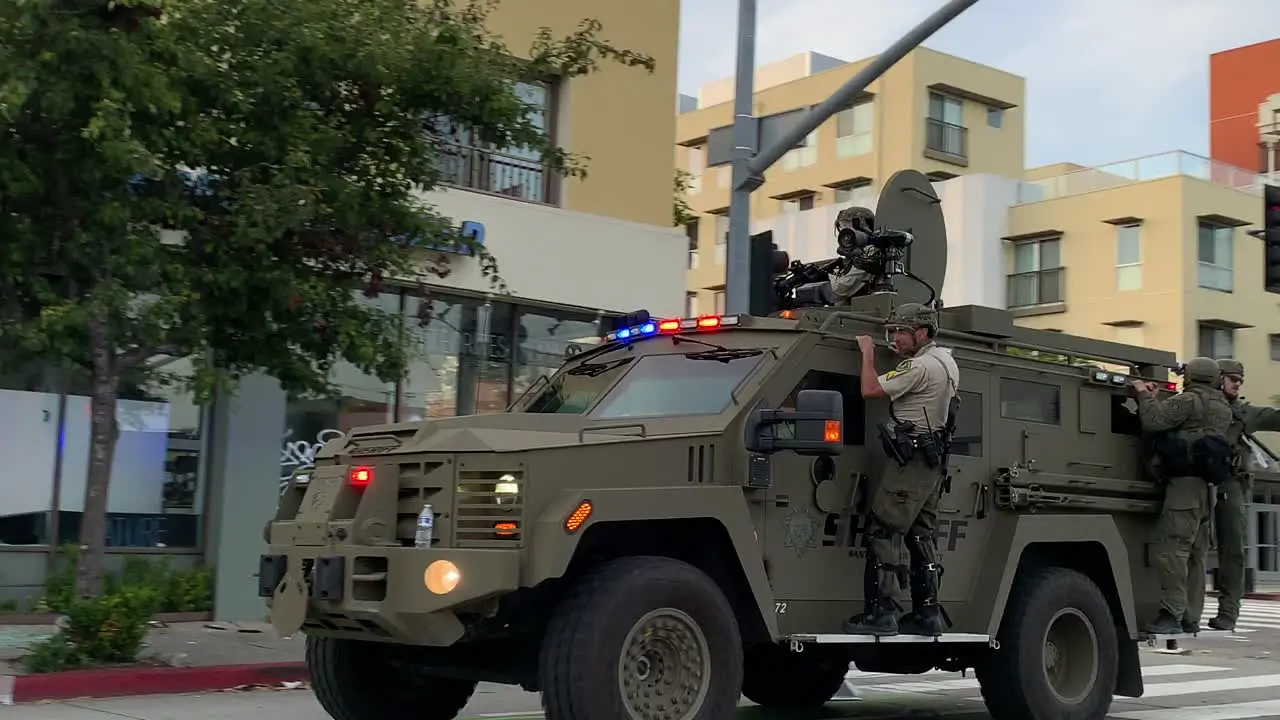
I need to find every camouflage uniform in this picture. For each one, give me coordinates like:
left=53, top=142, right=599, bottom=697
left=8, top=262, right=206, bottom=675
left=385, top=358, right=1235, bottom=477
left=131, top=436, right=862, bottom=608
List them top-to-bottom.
left=844, top=304, right=959, bottom=637
left=1140, top=357, right=1234, bottom=635
left=1209, top=359, right=1280, bottom=630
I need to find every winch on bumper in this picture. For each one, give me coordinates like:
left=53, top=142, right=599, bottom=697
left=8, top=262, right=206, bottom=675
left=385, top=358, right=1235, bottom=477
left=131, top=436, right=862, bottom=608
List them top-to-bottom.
left=260, top=543, right=521, bottom=646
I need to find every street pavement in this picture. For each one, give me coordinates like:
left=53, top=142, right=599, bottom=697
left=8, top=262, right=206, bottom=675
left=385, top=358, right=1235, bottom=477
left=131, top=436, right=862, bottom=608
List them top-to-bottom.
left=6, top=595, right=1280, bottom=719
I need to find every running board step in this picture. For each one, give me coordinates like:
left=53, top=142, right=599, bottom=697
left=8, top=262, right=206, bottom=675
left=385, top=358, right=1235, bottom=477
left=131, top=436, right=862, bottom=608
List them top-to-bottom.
left=1140, top=630, right=1233, bottom=644
left=788, top=632, right=992, bottom=646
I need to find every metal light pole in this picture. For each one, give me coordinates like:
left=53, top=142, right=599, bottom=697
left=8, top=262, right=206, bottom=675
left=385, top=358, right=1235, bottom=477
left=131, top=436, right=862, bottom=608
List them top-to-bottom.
left=722, top=0, right=982, bottom=314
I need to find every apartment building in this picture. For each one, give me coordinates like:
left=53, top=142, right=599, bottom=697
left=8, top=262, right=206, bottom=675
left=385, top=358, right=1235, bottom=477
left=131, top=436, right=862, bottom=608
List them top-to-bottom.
left=0, top=0, right=685, bottom=618
left=1209, top=38, right=1280, bottom=178
left=674, top=47, right=1026, bottom=314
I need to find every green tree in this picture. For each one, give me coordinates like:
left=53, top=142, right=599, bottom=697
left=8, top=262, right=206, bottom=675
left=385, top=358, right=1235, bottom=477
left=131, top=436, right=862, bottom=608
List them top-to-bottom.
left=0, top=0, right=653, bottom=596
left=673, top=168, right=697, bottom=227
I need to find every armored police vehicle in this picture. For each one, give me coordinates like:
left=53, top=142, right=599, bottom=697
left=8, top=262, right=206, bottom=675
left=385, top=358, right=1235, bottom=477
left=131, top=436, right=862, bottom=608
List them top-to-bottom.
left=261, top=170, right=1232, bottom=720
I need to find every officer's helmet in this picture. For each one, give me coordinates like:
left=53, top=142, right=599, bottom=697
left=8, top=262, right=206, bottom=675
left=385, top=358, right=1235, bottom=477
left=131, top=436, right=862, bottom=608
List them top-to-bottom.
left=884, top=303, right=938, bottom=342
left=1183, top=356, right=1221, bottom=385
left=1217, top=358, right=1245, bottom=379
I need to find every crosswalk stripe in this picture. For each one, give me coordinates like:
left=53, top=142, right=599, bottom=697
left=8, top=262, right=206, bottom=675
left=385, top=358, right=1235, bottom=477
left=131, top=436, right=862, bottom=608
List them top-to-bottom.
left=1139, top=673, right=1280, bottom=697
left=1111, top=699, right=1280, bottom=719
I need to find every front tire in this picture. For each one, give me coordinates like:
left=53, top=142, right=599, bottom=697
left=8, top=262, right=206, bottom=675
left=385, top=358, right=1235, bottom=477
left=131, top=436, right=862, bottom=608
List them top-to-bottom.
left=538, top=556, right=743, bottom=720
left=976, top=566, right=1119, bottom=720
left=307, top=636, right=477, bottom=720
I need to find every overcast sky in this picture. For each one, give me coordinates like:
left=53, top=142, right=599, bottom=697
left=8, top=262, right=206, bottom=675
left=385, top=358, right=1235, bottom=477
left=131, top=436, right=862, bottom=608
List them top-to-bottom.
left=676, top=0, right=1280, bottom=169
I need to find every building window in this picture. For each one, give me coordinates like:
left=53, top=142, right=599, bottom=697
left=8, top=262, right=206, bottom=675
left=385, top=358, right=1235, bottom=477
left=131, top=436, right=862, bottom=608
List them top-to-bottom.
left=431, top=81, right=557, bottom=204
left=926, top=92, right=967, bottom=159
left=835, top=100, right=874, bottom=158
left=987, top=107, right=1003, bottom=129
left=782, top=132, right=819, bottom=171
left=686, top=145, right=705, bottom=195
left=833, top=181, right=875, bottom=207
left=779, top=194, right=815, bottom=214
left=713, top=212, right=729, bottom=265
left=686, top=220, right=699, bottom=270
left=1197, top=222, right=1234, bottom=292
left=1115, top=224, right=1142, bottom=291
left=1007, top=237, right=1064, bottom=308
left=714, top=291, right=726, bottom=315
left=685, top=292, right=698, bottom=318
left=1197, top=323, right=1235, bottom=360
left=1270, top=334, right=1280, bottom=362
left=1000, top=378, right=1061, bottom=425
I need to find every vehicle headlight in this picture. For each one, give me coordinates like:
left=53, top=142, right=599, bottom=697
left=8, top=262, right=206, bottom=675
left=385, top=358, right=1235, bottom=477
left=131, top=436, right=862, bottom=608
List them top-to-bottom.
left=495, top=473, right=519, bottom=505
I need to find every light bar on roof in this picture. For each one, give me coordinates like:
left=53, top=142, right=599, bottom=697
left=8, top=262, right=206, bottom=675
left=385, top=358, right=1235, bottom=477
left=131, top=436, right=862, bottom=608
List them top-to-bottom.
left=603, top=315, right=740, bottom=342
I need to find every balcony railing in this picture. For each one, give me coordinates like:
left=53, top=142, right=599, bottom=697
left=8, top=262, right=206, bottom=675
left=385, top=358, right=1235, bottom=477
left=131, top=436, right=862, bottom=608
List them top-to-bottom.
left=925, top=118, right=968, bottom=159
left=436, top=141, right=551, bottom=204
left=1016, top=150, right=1268, bottom=204
left=1007, top=268, right=1065, bottom=309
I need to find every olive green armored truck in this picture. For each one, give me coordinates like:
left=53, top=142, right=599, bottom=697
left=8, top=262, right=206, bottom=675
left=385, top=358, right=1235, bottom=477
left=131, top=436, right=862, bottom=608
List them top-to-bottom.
left=260, top=170, right=1257, bottom=720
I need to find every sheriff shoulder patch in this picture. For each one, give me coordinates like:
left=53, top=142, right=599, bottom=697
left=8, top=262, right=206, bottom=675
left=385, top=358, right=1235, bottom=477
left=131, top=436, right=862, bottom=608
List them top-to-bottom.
left=884, top=359, right=913, bottom=380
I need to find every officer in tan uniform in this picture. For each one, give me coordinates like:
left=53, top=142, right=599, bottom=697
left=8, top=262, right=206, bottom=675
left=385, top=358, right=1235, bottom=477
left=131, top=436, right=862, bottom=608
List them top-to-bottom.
left=844, top=303, right=959, bottom=637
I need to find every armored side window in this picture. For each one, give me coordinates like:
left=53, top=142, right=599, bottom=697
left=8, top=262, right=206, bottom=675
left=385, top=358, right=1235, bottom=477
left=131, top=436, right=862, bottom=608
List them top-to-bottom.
left=781, top=370, right=865, bottom=445
left=1000, top=378, right=1061, bottom=425
left=951, top=390, right=983, bottom=456
left=1110, top=395, right=1142, bottom=436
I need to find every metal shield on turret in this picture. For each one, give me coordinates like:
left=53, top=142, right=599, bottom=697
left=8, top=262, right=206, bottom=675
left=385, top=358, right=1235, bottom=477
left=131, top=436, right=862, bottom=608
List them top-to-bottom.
left=874, top=170, right=947, bottom=306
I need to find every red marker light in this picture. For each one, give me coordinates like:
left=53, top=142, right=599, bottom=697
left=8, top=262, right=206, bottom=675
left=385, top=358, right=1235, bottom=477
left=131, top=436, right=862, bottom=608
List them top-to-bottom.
left=697, top=316, right=721, bottom=329
left=658, top=320, right=681, bottom=332
left=349, top=466, right=373, bottom=488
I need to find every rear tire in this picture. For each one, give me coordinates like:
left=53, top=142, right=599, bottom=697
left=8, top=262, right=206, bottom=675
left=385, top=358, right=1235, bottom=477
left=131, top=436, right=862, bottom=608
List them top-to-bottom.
left=538, top=556, right=743, bottom=720
left=976, top=566, right=1119, bottom=720
left=307, top=636, right=476, bottom=720
left=741, top=642, right=848, bottom=709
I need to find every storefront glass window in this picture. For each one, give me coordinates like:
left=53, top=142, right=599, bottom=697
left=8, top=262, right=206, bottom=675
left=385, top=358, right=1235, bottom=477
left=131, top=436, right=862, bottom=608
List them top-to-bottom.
left=279, top=291, right=400, bottom=491
left=403, top=294, right=515, bottom=418
left=513, top=307, right=601, bottom=400
left=58, top=358, right=206, bottom=548
left=0, top=364, right=61, bottom=545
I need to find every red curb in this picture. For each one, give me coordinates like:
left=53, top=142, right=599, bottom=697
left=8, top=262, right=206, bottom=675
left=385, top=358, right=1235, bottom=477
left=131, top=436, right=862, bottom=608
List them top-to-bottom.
left=9, top=661, right=308, bottom=703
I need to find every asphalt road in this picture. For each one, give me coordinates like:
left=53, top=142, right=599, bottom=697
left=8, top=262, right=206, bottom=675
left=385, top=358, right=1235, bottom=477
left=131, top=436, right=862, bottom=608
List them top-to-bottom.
left=10, top=597, right=1280, bottom=720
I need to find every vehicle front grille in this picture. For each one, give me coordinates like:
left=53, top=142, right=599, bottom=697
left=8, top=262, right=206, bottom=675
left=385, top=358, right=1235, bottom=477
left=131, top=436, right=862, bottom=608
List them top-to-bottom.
left=454, top=470, right=524, bottom=548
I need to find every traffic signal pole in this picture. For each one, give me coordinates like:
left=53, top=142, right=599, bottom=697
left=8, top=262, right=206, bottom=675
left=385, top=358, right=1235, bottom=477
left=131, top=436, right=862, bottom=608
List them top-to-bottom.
left=722, top=0, right=982, bottom=314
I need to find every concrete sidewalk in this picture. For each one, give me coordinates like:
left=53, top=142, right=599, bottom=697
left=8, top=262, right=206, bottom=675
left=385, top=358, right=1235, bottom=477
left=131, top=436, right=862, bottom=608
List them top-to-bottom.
left=0, top=620, right=305, bottom=704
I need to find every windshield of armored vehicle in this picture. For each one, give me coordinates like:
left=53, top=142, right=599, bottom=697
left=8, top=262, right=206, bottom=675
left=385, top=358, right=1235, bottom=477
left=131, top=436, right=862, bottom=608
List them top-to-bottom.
left=522, top=351, right=764, bottom=418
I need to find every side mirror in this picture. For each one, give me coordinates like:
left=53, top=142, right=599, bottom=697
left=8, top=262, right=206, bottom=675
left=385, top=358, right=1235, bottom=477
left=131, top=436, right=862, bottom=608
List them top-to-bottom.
left=744, top=389, right=845, bottom=457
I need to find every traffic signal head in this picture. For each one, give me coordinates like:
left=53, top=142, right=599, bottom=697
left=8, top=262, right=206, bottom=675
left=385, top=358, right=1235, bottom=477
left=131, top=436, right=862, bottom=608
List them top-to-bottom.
left=1266, top=183, right=1280, bottom=234
left=1265, top=184, right=1280, bottom=294
left=747, top=231, right=790, bottom=317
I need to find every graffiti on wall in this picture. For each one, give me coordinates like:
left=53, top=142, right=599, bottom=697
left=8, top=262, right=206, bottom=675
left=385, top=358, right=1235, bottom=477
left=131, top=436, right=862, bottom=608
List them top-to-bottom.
left=279, top=428, right=346, bottom=494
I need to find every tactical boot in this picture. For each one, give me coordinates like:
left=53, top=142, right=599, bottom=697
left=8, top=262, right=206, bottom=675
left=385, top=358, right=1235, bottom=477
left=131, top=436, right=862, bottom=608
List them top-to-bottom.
left=843, top=560, right=899, bottom=636
left=898, top=561, right=946, bottom=637
left=843, top=601, right=898, bottom=636
left=1143, top=609, right=1182, bottom=635
left=1208, top=615, right=1236, bottom=632
left=1181, top=619, right=1201, bottom=634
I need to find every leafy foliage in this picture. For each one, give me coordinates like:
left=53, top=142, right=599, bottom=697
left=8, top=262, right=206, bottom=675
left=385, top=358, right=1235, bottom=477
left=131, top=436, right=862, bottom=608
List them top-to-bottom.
left=0, top=0, right=654, bottom=595
left=673, top=169, right=697, bottom=227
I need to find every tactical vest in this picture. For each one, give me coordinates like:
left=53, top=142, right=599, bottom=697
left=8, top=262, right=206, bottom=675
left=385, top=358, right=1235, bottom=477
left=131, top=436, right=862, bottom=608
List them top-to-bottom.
left=1149, top=385, right=1234, bottom=483
left=1225, top=401, right=1251, bottom=477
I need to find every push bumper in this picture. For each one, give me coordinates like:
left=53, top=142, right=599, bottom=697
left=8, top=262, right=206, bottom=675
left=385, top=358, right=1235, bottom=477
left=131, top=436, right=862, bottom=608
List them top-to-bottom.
left=260, top=546, right=521, bottom=644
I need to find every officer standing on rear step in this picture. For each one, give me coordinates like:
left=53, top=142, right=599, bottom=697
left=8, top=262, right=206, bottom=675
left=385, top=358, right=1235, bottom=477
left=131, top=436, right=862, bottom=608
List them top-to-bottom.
left=845, top=303, right=960, bottom=637
left=1133, top=357, right=1233, bottom=635
left=1208, top=359, right=1280, bottom=631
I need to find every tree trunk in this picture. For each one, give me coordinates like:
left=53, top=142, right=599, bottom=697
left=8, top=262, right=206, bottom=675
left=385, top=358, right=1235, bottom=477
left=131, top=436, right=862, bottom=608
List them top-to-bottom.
left=75, top=313, right=120, bottom=598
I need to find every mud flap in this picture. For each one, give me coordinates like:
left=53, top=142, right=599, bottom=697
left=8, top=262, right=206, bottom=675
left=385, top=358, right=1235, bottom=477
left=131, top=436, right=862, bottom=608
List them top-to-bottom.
left=272, top=572, right=309, bottom=638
